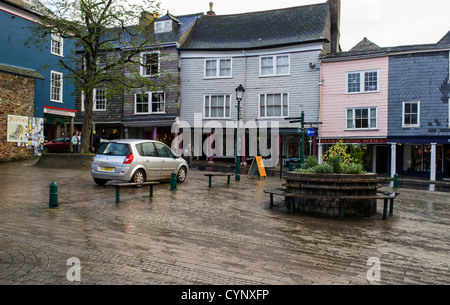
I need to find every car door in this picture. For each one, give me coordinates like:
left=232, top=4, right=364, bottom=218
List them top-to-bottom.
left=53, top=137, right=68, bottom=153
left=137, top=142, right=161, bottom=180
left=154, top=142, right=178, bottom=178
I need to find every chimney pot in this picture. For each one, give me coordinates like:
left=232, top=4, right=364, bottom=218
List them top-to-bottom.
left=207, top=2, right=216, bottom=16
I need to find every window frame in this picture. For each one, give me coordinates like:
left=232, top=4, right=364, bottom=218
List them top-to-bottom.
left=154, top=20, right=172, bottom=33
left=51, top=31, right=63, bottom=57
left=140, top=51, right=160, bottom=77
left=259, top=54, right=290, bottom=77
left=203, top=58, right=232, bottom=79
left=345, top=69, right=379, bottom=94
left=50, top=71, right=63, bottom=103
left=92, top=88, right=107, bottom=111
left=81, top=89, right=108, bottom=112
left=134, top=91, right=166, bottom=115
left=258, top=93, right=289, bottom=118
left=203, top=94, right=231, bottom=119
left=402, top=101, right=421, bottom=128
left=345, top=107, right=378, bottom=130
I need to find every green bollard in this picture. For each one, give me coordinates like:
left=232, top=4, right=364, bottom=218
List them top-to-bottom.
left=170, top=172, right=177, bottom=190
left=393, top=173, right=399, bottom=189
left=49, top=182, right=58, bottom=209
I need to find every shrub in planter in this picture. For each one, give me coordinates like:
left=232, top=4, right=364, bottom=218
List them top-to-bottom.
left=301, top=156, right=319, bottom=170
left=328, top=156, right=342, bottom=173
left=313, top=163, right=333, bottom=173
left=343, top=163, right=365, bottom=174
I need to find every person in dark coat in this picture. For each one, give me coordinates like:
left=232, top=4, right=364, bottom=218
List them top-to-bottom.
left=93, top=131, right=101, bottom=153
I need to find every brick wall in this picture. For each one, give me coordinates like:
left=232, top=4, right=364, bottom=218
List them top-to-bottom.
left=0, top=71, right=34, bottom=161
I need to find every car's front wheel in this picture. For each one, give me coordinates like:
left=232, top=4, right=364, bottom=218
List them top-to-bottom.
left=177, top=166, right=187, bottom=183
left=131, top=169, right=145, bottom=184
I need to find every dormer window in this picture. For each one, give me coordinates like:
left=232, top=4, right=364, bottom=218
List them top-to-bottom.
left=154, top=20, right=172, bottom=33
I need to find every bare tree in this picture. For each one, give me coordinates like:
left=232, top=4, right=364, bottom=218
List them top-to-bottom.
left=28, top=0, right=162, bottom=152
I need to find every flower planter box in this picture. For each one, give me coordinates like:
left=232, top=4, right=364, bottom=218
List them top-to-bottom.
left=285, top=172, right=378, bottom=217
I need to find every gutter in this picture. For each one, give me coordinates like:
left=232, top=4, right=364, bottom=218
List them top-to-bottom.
left=179, top=38, right=329, bottom=52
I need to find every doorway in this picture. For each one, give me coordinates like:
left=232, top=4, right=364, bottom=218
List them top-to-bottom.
left=444, top=145, right=450, bottom=179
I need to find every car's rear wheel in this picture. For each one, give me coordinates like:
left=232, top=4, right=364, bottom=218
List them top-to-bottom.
left=43, top=147, right=50, bottom=153
left=177, top=166, right=187, bottom=183
left=131, top=169, right=145, bottom=184
left=94, top=178, right=108, bottom=186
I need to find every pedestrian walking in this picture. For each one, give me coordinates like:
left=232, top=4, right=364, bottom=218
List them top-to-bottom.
left=72, top=131, right=80, bottom=153
left=184, top=143, right=193, bottom=168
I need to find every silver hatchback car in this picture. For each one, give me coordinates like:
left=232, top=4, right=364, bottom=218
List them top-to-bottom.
left=91, top=139, right=188, bottom=185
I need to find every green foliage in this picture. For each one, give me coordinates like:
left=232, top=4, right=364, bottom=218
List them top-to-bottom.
left=323, top=140, right=366, bottom=166
left=347, top=145, right=364, bottom=166
left=294, top=150, right=366, bottom=174
left=301, top=156, right=319, bottom=169
left=327, top=156, right=342, bottom=173
left=312, top=163, right=333, bottom=173
left=343, top=163, right=365, bottom=174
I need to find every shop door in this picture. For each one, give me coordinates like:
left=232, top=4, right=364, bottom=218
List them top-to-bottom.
left=444, top=145, right=450, bottom=179
left=376, top=146, right=389, bottom=174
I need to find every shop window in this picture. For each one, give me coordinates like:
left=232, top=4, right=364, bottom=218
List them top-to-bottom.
left=403, top=144, right=443, bottom=172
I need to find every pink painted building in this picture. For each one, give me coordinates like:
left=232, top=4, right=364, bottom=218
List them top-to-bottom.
left=319, top=38, right=390, bottom=173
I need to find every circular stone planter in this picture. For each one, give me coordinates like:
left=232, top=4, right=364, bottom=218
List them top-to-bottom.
left=285, top=172, right=378, bottom=217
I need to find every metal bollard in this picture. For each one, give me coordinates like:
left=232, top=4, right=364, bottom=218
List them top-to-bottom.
left=170, top=172, right=177, bottom=190
left=393, top=173, right=399, bottom=188
left=49, top=182, right=58, bottom=208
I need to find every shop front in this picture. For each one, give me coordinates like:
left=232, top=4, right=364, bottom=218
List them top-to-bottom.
left=389, top=137, right=450, bottom=181
left=319, top=138, right=388, bottom=173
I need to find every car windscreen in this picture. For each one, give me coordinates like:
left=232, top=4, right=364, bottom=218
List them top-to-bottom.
left=97, top=143, right=131, bottom=156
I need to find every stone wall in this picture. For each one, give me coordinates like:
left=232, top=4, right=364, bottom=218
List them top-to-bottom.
left=0, top=72, right=34, bottom=161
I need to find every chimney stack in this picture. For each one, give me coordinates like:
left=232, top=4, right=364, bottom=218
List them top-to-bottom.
left=328, top=0, right=341, bottom=53
left=207, top=2, right=216, bottom=16
left=139, top=11, right=154, bottom=28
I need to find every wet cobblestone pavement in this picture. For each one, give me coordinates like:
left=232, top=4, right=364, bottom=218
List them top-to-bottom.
left=0, top=159, right=449, bottom=285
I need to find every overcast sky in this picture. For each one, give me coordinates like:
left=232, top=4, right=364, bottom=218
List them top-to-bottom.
left=149, top=0, right=450, bottom=51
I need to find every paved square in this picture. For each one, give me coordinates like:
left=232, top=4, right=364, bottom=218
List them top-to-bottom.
left=0, top=159, right=449, bottom=285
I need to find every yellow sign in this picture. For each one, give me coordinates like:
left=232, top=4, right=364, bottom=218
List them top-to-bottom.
left=248, top=156, right=267, bottom=179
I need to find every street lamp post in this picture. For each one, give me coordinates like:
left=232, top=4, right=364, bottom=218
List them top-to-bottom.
left=235, top=84, right=245, bottom=181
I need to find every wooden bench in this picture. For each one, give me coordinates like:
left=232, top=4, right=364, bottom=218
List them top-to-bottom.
left=204, top=173, right=235, bottom=187
left=109, top=181, right=160, bottom=202
left=264, top=189, right=400, bottom=220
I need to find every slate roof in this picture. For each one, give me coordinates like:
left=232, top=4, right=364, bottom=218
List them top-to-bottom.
left=180, top=3, right=330, bottom=50
left=76, top=13, right=203, bottom=52
left=321, top=30, right=450, bottom=61
left=436, top=30, right=450, bottom=48
left=348, top=37, right=381, bottom=52
left=0, top=63, right=44, bottom=79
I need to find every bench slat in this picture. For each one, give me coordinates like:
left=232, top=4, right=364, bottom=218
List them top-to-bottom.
left=110, top=181, right=160, bottom=187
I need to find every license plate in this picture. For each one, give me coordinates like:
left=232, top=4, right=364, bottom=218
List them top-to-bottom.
left=100, top=167, right=114, bottom=172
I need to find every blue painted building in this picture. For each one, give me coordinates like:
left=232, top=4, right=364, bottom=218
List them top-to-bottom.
left=0, top=0, right=76, bottom=140
left=388, top=31, right=450, bottom=180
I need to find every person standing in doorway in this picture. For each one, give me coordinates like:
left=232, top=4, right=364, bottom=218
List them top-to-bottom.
left=72, top=131, right=80, bottom=153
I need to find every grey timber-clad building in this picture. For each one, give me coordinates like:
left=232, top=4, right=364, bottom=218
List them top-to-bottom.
left=179, top=1, right=341, bottom=164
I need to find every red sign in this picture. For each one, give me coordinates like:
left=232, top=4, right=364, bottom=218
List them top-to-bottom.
left=320, top=138, right=387, bottom=144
